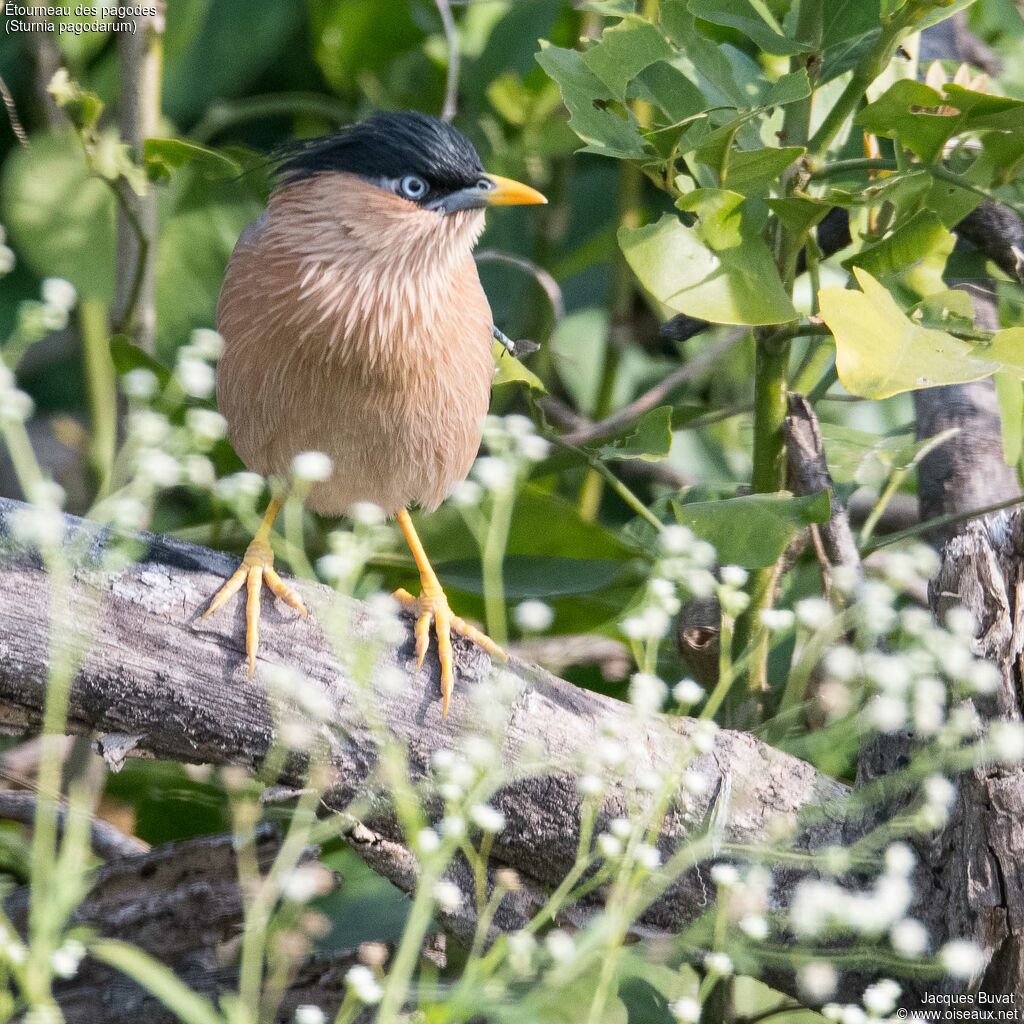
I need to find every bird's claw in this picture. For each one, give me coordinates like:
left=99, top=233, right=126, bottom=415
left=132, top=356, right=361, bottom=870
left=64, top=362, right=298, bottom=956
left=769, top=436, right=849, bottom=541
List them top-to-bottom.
left=202, top=536, right=307, bottom=678
left=392, top=586, right=506, bottom=716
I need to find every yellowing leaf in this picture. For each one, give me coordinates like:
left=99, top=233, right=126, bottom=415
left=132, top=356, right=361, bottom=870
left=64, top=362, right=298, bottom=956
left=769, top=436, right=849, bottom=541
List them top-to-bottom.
left=818, top=268, right=997, bottom=400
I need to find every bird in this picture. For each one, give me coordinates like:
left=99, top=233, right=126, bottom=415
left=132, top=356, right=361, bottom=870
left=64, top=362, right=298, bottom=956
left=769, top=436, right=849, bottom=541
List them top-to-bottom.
left=201, top=111, right=547, bottom=715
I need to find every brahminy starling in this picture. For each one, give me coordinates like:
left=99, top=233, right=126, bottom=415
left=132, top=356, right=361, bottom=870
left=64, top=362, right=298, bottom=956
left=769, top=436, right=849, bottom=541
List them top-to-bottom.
left=202, top=111, right=547, bottom=714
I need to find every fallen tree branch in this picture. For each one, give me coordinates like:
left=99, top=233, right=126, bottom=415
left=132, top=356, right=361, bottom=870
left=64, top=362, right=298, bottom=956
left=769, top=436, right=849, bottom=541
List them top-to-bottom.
left=0, top=496, right=850, bottom=1004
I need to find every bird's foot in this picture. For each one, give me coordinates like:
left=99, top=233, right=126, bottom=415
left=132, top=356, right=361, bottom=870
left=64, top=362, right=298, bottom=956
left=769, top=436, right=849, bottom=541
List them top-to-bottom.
left=202, top=535, right=307, bottom=678
left=392, top=584, right=507, bottom=715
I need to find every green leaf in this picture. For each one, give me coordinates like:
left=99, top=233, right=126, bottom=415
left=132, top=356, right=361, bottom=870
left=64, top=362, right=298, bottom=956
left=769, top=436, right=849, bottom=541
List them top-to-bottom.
left=687, top=0, right=808, bottom=55
left=823, top=0, right=880, bottom=48
left=581, top=17, right=674, bottom=101
left=536, top=42, right=648, bottom=158
left=633, top=62, right=708, bottom=123
left=143, top=137, right=242, bottom=182
left=722, top=146, right=804, bottom=193
left=619, top=209, right=797, bottom=326
left=842, top=209, right=955, bottom=296
left=819, top=268, right=1000, bottom=399
left=110, top=335, right=172, bottom=386
left=492, top=342, right=546, bottom=392
left=994, top=372, right=1024, bottom=466
left=597, top=406, right=673, bottom=462
left=818, top=422, right=952, bottom=485
left=672, top=490, right=832, bottom=568
left=437, top=555, right=629, bottom=599
left=91, top=940, right=223, bottom=1024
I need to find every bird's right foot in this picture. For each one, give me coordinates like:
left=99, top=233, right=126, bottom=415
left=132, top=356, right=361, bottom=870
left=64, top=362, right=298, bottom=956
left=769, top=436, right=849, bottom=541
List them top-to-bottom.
left=202, top=533, right=307, bottom=678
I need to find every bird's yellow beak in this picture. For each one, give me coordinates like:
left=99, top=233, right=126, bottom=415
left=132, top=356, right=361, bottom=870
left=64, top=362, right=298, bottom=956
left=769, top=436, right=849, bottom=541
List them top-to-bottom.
left=483, top=174, right=548, bottom=207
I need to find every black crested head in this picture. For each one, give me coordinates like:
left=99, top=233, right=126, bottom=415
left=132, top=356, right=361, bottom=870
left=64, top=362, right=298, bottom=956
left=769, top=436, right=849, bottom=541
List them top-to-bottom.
left=276, top=112, right=485, bottom=198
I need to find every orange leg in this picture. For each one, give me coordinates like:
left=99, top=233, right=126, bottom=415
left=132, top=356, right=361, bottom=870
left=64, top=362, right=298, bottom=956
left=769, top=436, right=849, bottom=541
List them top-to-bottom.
left=202, top=496, right=307, bottom=677
left=392, top=508, right=506, bottom=716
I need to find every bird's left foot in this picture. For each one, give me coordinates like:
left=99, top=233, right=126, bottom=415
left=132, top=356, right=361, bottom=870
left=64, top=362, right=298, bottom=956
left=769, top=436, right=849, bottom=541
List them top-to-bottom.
left=392, top=584, right=507, bottom=715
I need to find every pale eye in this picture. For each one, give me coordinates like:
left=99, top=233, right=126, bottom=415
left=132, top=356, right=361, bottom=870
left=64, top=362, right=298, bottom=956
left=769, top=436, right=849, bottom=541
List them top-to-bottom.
left=399, top=175, right=428, bottom=200
left=477, top=177, right=495, bottom=192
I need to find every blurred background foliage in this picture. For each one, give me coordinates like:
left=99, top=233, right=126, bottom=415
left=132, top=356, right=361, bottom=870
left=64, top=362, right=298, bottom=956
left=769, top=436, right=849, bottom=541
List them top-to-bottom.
left=2, top=1, right=1024, bottom=1013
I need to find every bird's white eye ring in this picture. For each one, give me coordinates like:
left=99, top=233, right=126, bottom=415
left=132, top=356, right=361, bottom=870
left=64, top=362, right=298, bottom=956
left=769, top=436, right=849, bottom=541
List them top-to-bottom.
left=399, top=175, right=428, bottom=199
left=477, top=177, right=495, bottom=191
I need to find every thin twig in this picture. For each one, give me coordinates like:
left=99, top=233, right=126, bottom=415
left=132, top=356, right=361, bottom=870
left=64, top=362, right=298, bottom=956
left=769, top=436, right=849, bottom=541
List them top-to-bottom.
left=435, top=0, right=460, bottom=122
left=0, top=76, right=28, bottom=147
left=475, top=249, right=566, bottom=323
left=561, top=330, right=744, bottom=447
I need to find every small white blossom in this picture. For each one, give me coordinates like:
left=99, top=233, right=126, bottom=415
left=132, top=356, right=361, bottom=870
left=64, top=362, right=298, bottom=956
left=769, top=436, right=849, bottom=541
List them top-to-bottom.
left=0, top=245, right=14, bottom=274
left=41, top=277, right=76, bottom=312
left=189, top=328, right=225, bottom=359
left=175, top=357, right=216, bottom=399
left=120, top=367, right=158, bottom=399
left=0, top=389, right=33, bottom=423
left=185, top=407, right=227, bottom=442
left=127, top=410, right=169, bottom=445
left=518, top=433, right=550, bottom=461
left=137, top=449, right=180, bottom=487
left=292, top=450, right=333, bottom=482
left=183, top=454, right=216, bottom=489
left=472, top=456, right=514, bottom=491
left=27, top=479, right=65, bottom=510
left=449, top=480, right=484, bottom=507
left=349, top=501, right=385, bottom=526
left=659, top=525, right=695, bottom=555
left=719, top=565, right=748, bottom=588
left=796, top=598, right=834, bottom=630
left=514, top=599, right=554, bottom=633
left=621, top=606, right=670, bottom=641
left=760, top=608, right=795, bottom=631
left=965, top=659, right=1000, bottom=695
left=629, top=672, right=667, bottom=714
left=673, top=678, right=705, bottom=707
left=865, top=694, right=907, bottom=734
left=691, top=719, right=718, bottom=753
left=990, top=720, right=1024, bottom=763
left=683, top=770, right=708, bottom=796
left=577, top=774, right=603, bottom=797
left=470, top=804, right=506, bottom=834
left=440, top=814, right=466, bottom=839
left=609, top=818, right=632, bottom=840
left=416, top=828, right=440, bottom=854
left=597, top=833, right=622, bottom=859
left=884, top=843, right=915, bottom=878
left=635, top=844, right=661, bottom=871
left=281, top=864, right=332, bottom=903
left=711, top=864, right=739, bottom=888
left=433, top=880, right=463, bottom=913
left=739, top=914, right=768, bottom=940
left=890, top=917, right=929, bottom=957
left=545, top=929, right=575, bottom=962
left=50, top=939, right=84, bottom=979
left=939, top=939, right=985, bottom=979
left=703, top=952, right=732, bottom=976
left=797, top=961, right=837, bottom=1001
left=345, top=964, right=383, bottom=1005
left=863, top=979, right=900, bottom=1015
left=670, top=997, right=701, bottom=1022
left=294, top=1006, right=325, bottom=1024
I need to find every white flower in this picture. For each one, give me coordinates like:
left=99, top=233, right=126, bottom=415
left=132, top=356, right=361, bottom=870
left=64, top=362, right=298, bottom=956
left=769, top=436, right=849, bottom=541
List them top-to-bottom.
left=0, top=244, right=14, bottom=274
left=41, top=277, right=77, bottom=312
left=189, top=328, right=225, bottom=359
left=175, top=357, right=216, bottom=398
left=119, top=368, right=157, bottom=399
left=0, top=389, right=33, bottom=423
left=185, top=407, right=227, bottom=442
left=127, top=410, right=169, bottom=445
left=504, top=414, right=534, bottom=436
left=518, top=434, right=550, bottom=462
left=137, top=449, right=180, bottom=487
left=292, top=450, right=333, bottom=482
left=183, top=454, right=216, bottom=489
left=472, top=456, right=514, bottom=491
left=27, top=479, right=65, bottom=510
left=449, top=480, right=484, bottom=507
left=349, top=501, right=385, bottom=526
left=659, top=525, right=695, bottom=555
left=719, top=565, right=748, bottom=588
left=718, top=588, right=749, bottom=617
left=796, top=598, right=834, bottom=630
left=513, top=600, right=554, bottom=633
left=621, top=606, right=670, bottom=641
left=944, top=606, right=976, bottom=637
left=760, top=608, right=795, bottom=631
left=825, top=645, right=859, bottom=682
left=965, top=659, right=1000, bottom=695
left=629, top=672, right=667, bottom=714
left=673, top=678, right=704, bottom=707
left=865, top=694, right=907, bottom=733
left=691, top=719, right=718, bottom=753
left=990, top=720, right=1024, bottom=763
left=683, top=770, right=708, bottom=796
left=577, top=774, right=603, bottom=797
left=923, top=775, right=955, bottom=812
left=470, top=804, right=506, bottom=834
left=440, top=814, right=465, bottom=838
left=609, top=818, right=632, bottom=840
left=416, top=828, right=440, bottom=854
left=597, top=833, right=622, bottom=858
left=884, top=843, right=915, bottom=878
left=635, top=844, right=661, bottom=871
left=281, top=864, right=332, bottom=903
left=710, top=864, right=739, bottom=888
left=433, top=880, right=463, bottom=913
left=739, top=914, right=768, bottom=940
left=890, top=917, right=929, bottom=957
left=545, top=929, right=575, bottom=962
left=50, top=939, right=84, bottom=979
left=939, top=939, right=985, bottom=979
left=703, top=952, right=732, bottom=976
left=797, top=961, right=837, bottom=1001
left=345, top=964, right=383, bottom=1005
left=863, top=979, right=900, bottom=1015
left=670, top=997, right=701, bottom=1022
left=294, top=1006, right=325, bottom=1024
left=839, top=1007, right=866, bottom=1024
